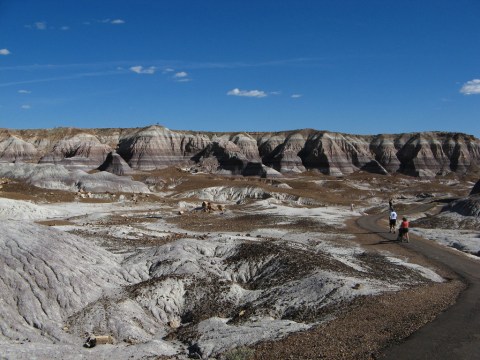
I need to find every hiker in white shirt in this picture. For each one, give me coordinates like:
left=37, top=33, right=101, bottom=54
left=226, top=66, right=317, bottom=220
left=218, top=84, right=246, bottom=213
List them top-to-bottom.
left=389, top=210, right=397, bottom=233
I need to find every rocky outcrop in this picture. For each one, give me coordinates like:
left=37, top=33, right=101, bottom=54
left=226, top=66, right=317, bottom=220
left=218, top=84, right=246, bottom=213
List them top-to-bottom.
left=117, top=126, right=211, bottom=170
left=1, top=127, right=480, bottom=178
left=261, top=132, right=306, bottom=173
left=302, top=132, right=372, bottom=176
left=39, top=133, right=112, bottom=169
left=229, top=133, right=261, bottom=162
left=0, top=135, right=37, bottom=163
left=370, top=135, right=401, bottom=173
left=193, top=140, right=251, bottom=175
left=98, top=152, right=134, bottom=176
left=0, top=163, right=150, bottom=193
left=439, top=180, right=480, bottom=219
left=471, top=180, right=480, bottom=196
left=445, top=195, right=480, bottom=217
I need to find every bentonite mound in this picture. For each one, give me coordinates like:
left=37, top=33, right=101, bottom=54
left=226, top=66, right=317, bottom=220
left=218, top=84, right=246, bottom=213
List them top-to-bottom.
left=117, top=125, right=211, bottom=170
left=2, top=126, right=480, bottom=177
left=261, top=132, right=306, bottom=173
left=302, top=132, right=372, bottom=176
left=39, top=133, right=112, bottom=169
left=229, top=133, right=261, bottom=162
left=0, top=135, right=37, bottom=163
left=193, top=140, right=251, bottom=175
left=98, top=152, right=134, bottom=176
left=0, top=163, right=149, bottom=193
left=439, top=179, right=480, bottom=217
left=471, top=179, right=480, bottom=196
left=446, top=194, right=480, bottom=217
left=0, top=220, right=130, bottom=343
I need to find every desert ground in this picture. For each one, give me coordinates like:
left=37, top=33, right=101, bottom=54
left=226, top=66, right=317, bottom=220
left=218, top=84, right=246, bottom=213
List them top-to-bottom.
left=0, top=166, right=479, bottom=359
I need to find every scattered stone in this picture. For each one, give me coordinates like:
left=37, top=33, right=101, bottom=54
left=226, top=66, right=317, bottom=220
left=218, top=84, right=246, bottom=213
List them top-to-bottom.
left=168, top=320, right=180, bottom=329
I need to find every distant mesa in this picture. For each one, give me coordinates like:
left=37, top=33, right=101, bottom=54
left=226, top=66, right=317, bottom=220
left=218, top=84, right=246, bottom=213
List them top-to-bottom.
left=0, top=125, right=479, bottom=178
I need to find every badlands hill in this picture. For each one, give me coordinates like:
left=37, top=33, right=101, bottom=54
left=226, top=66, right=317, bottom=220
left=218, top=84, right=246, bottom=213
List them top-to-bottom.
left=1, top=126, right=480, bottom=178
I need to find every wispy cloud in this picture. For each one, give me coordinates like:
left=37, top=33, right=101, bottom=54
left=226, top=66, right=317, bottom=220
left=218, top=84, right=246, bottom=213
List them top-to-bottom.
left=97, top=18, right=126, bottom=25
left=25, top=21, right=47, bottom=30
left=25, top=21, right=70, bottom=31
left=36, top=21, right=47, bottom=30
left=0, top=48, right=11, bottom=55
left=130, top=65, right=156, bottom=74
left=163, top=68, right=175, bottom=73
left=0, top=70, right=124, bottom=88
left=460, top=79, right=480, bottom=95
left=227, top=88, right=267, bottom=98
left=18, top=90, right=31, bottom=94
left=291, top=94, right=303, bottom=98
left=21, top=104, right=31, bottom=109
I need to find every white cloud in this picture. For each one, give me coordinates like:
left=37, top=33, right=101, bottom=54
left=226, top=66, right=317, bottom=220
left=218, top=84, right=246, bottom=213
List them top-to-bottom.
left=98, top=19, right=125, bottom=24
left=34, top=21, right=47, bottom=30
left=60, top=26, right=70, bottom=31
left=0, top=48, right=10, bottom=55
left=129, top=66, right=156, bottom=74
left=163, top=68, right=175, bottom=73
left=174, top=71, right=188, bottom=78
left=176, top=78, right=192, bottom=83
left=460, top=79, right=480, bottom=95
left=227, top=88, right=267, bottom=98
left=18, top=90, right=31, bottom=94
left=291, top=94, right=303, bottom=98
left=21, top=104, right=31, bottom=109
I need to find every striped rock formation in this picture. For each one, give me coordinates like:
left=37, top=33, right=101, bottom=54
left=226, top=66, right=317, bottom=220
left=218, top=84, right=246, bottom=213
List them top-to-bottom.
left=1, top=126, right=479, bottom=178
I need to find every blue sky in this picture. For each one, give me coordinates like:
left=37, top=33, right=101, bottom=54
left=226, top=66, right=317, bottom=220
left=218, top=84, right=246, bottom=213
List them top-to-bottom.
left=1, top=0, right=479, bottom=136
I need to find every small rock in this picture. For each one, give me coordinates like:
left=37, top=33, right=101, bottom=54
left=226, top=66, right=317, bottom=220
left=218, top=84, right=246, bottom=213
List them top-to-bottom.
left=168, top=319, right=180, bottom=329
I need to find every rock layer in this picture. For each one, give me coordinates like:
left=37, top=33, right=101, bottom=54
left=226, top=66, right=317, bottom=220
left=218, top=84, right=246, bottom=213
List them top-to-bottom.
left=2, top=126, right=480, bottom=177
left=38, top=133, right=112, bottom=169
left=0, top=134, right=37, bottom=163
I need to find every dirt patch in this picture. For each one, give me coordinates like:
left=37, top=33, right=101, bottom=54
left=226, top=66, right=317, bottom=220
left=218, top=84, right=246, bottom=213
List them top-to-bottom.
left=36, top=219, right=76, bottom=226
left=253, top=280, right=464, bottom=360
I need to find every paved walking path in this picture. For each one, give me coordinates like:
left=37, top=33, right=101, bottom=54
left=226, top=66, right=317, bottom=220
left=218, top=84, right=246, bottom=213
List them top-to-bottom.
left=357, top=207, right=480, bottom=359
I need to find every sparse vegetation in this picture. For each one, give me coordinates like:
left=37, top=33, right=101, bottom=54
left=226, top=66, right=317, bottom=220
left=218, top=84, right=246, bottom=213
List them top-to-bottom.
left=222, top=346, right=255, bottom=360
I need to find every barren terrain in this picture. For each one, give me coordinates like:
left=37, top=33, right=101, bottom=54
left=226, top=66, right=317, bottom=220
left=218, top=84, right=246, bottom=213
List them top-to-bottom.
left=0, top=167, right=478, bottom=359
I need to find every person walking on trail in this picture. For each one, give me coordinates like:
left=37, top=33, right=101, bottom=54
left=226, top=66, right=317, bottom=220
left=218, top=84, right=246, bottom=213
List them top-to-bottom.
left=389, top=198, right=394, bottom=211
left=389, top=209, right=397, bottom=233
left=398, top=217, right=410, bottom=242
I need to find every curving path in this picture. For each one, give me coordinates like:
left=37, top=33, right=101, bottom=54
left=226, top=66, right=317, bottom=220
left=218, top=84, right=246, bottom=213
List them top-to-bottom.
left=357, top=207, right=480, bottom=359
